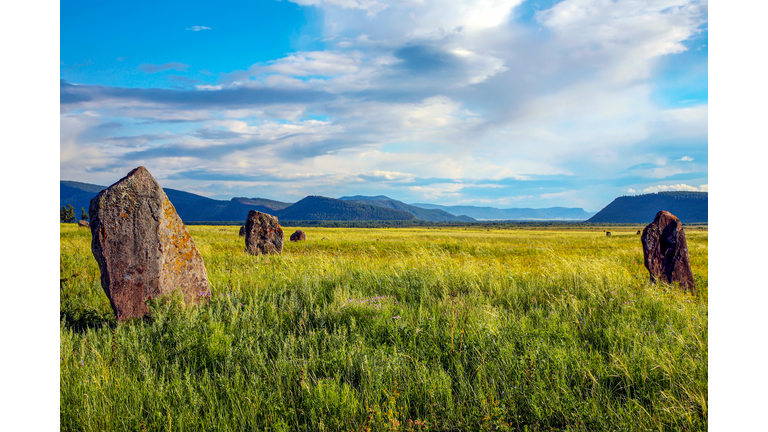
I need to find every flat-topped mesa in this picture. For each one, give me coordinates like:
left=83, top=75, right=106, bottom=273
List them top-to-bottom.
left=89, top=166, right=211, bottom=320
left=245, top=210, right=283, bottom=255
left=641, top=210, right=696, bottom=294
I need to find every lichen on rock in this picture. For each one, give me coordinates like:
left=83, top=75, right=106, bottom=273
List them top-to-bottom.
left=89, top=166, right=211, bottom=320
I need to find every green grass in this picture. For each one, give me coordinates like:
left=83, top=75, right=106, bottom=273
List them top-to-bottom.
left=60, top=225, right=708, bottom=431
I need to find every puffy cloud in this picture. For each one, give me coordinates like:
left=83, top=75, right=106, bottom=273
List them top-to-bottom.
left=291, top=0, right=523, bottom=37
left=538, top=0, right=707, bottom=83
left=185, top=26, right=211, bottom=31
left=259, top=51, right=364, bottom=78
left=677, top=156, right=694, bottom=161
left=357, top=170, right=414, bottom=182
left=642, top=183, right=707, bottom=193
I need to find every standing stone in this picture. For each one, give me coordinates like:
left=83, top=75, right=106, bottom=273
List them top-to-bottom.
left=89, top=167, right=211, bottom=320
left=245, top=210, right=283, bottom=255
left=641, top=210, right=696, bottom=294
left=78, top=220, right=90, bottom=228
left=239, top=225, right=246, bottom=237
left=290, top=230, right=306, bottom=242
left=636, top=230, right=641, bottom=235
left=606, top=232, right=611, bottom=237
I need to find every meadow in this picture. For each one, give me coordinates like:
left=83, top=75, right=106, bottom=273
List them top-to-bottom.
left=60, top=224, right=708, bottom=431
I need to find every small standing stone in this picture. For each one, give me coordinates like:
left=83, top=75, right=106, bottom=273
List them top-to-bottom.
left=89, top=166, right=211, bottom=320
left=245, top=210, right=283, bottom=255
left=641, top=210, right=696, bottom=294
left=78, top=220, right=90, bottom=228
left=239, top=225, right=246, bottom=237
left=290, top=230, right=306, bottom=242
left=636, top=230, right=641, bottom=235
left=606, top=232, right=611, bottom=237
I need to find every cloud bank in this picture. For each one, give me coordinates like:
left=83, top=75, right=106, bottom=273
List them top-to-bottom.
left=60, top=0, right=708, bottom=210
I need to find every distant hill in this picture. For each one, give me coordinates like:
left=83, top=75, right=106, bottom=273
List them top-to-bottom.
left=62, top=179, right=608, bottom=223
left=60, top=180, right=292, bottom=222
left=60, top=181, right=107, bottom=218
left=61, top=181, right=414, bottom=222
left=587, top=191, right=708, bottom=224
left=339, top=195, right=475, bottom=222
left=277, top=196, right=416, bottom=221
left=199, top=197, right=293, bottom=222
left=410, top=203, right=596, bottom=221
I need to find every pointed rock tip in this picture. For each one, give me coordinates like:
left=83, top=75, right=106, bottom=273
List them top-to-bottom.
left=100, top=166, right=162, bottom=197
left=126, top=166, right=152, bottom=178
left=654, top=210, right=681, bottom=224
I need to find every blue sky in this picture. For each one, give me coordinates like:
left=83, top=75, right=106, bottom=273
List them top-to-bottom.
left=61, top=0, right=708, bottom=212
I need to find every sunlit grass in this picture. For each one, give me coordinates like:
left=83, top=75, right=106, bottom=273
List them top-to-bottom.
left=61, top=224, right=707, bottom=431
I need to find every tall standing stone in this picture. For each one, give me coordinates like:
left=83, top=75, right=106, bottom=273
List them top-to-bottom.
left=89, top=167, right=211, bottom=320
left=245, top=210, right=283, bottom=255
left=641, top=210, right=696, bottom=294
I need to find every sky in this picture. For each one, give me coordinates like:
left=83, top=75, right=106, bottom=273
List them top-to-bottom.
left=60, top=0, right=708, bottom=212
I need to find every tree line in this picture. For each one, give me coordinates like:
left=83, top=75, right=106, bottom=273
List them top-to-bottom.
left=60, top=204, right=88, bottom=223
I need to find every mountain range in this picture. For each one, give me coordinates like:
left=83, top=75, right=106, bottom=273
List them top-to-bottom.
left=63, top=180, right=703, bottom=224
left=61, top=181, right=417, bottom=222
left=339, top=195, right=475, bottom=222
left=410, top=203, right=596, bottom=221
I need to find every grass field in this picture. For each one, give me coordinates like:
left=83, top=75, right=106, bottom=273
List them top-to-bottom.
left=60, top=224, right=708, bottom=431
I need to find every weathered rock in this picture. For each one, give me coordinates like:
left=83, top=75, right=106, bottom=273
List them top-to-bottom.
left=89, top=167, right=211, bottom=320
left=245, top=210, right=283, bottom=255
left=641, top=210, right=696, bottom=294
left=78, top=220, right=90, bottom=228
left=239, top=225, right=246, bottom=237
left=290, top=230, right=306, bottom=242
left=636, top=230, right=641, bottom=235
left=606, top=232, right=611, bottom=237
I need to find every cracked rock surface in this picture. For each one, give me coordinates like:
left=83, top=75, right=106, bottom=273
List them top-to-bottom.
left=90, top=166, right=211, bottom=320
left=244, top=210, right=283, bottom=255
left=641, top=210, right=696, bottom=294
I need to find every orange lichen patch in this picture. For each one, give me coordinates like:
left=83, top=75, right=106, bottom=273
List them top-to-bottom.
left=160, top=198, right=200, bottom=277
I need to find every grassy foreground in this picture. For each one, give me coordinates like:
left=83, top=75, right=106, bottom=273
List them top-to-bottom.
left=60, top=225, right=708, bottom=431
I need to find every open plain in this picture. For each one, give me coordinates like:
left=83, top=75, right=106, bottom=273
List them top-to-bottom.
left=60, top=224, right=708, bottom=431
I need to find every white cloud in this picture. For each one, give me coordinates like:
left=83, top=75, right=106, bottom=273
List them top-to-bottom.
left=291, top=0, right=524, bottom=36
left=291, top=0, right=390, bottom=17
left=538, top=0, right=707, bottom=83
left=186, top=26, right=211, bottom=31
left=259, top=51, right=364, bottom=78
left=195, top=84, right=223, bottom=91
left=650, top=105, right=708, bottom=139
left=677, top=156, right=694, bottom=161
left=358, top=170, right=414, bottom=181
left=407, top=183, right=465, bottom=200
left=642, top=183, right=707, bottom=193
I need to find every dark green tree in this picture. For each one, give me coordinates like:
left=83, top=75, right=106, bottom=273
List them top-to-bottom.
left=60, top=204, right=76, bottom=223
left=81, top=207, right=89, bottom=221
